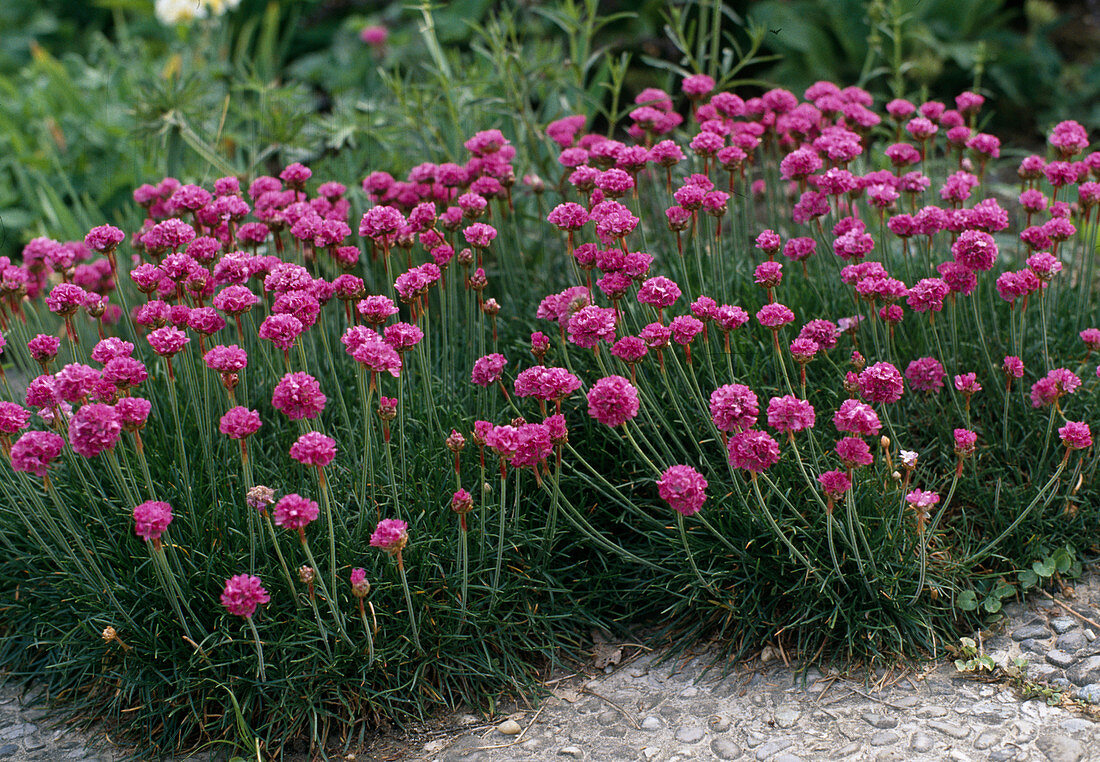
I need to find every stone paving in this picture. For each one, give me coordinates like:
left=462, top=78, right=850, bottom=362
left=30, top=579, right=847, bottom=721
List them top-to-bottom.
left=2, top=572, right=1099, bottom=761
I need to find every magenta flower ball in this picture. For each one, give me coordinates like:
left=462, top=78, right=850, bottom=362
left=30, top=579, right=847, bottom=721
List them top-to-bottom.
left=586, top=375, right=640, bottom=428
left=68, top=403, right=121, bottom=458
left=219, top=407, right=262, bottom=439
left=1060, top=421, right=1092, bottom=450
left=727, top=429, right=780, bottom=473
left=10, top=430, right=64, bottom=478
left=290, top=431, right=337, bottom=468
left=657, top=465, right=708, bottom=516
left=273, top=493, right=320, bottom=532
left=133, top=500, right=173, bottom=543
left=370, top=518, right=409, bottom=555
left=220, top=574, right=270, bottom=619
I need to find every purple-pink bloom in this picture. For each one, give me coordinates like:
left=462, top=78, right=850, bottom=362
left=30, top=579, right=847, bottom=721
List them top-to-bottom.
left=756, top=303, right=795, bottom=329
left=471, top=353, right=508, bottom=387
left=905, top=357, right=946, bottom=393
left=858, top=362, right=904, bottom=404
left=271, top=372, right=326, bottom=420
left=586, top=375, right=639, bottom=427
left=710, top=384, right=759, bottom=433
left=766, top=395, right=816, bottom=433
left=832, top=399, right=881, bottom=437
left=68, top=403, right=121, bottom=458
left=219, top=407, right=261, bottom=439
left=1059, top=421, right=1092, bottom=450
left=9, top=430, right=64, bottom=477
left=727, top=430, right=780, bottom=473
left=290, top=431, right=337, bottom=467
left=835, top=436, right=873, bottom=468
left=657, top=465, right=708, bottom=516
left=818, top=470, right=852, bottom=497
left=274, top=493, right=320, bottom=531
left=133, top=500, right=173, bottom=543
left=370, top=518, right=408, bottom=554
left=220, top=574, right=270, bottom=618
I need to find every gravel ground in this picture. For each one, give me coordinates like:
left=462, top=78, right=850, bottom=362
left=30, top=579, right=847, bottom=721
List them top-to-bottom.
left=3, top=571, right=1099, bottom=761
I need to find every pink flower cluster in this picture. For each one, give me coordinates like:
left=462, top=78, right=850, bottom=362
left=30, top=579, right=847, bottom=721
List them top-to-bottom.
left=656, top=465, right=708, bottom=516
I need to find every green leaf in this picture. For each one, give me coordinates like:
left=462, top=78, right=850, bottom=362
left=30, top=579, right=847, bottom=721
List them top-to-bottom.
left=1052, top=547, right=1072, bottom=573
left=1033, top=559, right=1056, bottom=578
left=1018, top=569, right=1039, bottom=588
left=958, top=590, right=979, bottom=610
left=982, top=597, right=1002, bottom=614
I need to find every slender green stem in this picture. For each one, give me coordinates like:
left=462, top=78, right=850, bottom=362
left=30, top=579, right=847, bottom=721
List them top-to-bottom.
left=396, top=553, right=423, bottom=652
left=246, top=616, right=266, bottom=681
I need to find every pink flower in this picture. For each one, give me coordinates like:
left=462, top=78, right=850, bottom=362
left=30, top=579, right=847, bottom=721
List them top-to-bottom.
left=682, top=73, right=715, bottom=97
left=547, top=202, right=589, bottom=231
left=84, top=224, right=125, bottom=253
left=754, top=229, right=782, bottom=254
left=952, top=229, right=997, bottom=271
left=754, top=261, right=783, bottom=289
left=637, top=276, right=681, bottom=309
left=905, top=278, right=949, bottom=313
left=46, top=283, right=87, bottom=316
left=213, top=285, right=259, bottom=315
left=756, top=303, right=795, bottom=329
left=714, top=305, right=750, bottom=332
left=567, top=306, right=617, bottom=348
left=669, top=315, right=704, bottom=345
left=798, top=319, right=839, bottom=349
left=147, top=326, right=190, bottom=358
left=1080, top=329, right=1100, bottom=352
left=27, top=334, right=61, bottom=363
left=351, top=336, right=402, bottom=377
left=610, top=336, right=648, bottom=364
left=90, top=338, right=134, bottom=365
left=204, top=345, right=248, bottom=374
left=471, top=353, right=507, bottom=387
left=1003, top=356, right=1024, bottom=379
left=102, top=357, right=148, bottom=390
left=905, top=357, right=946, bottom=393
left=858, top=362, right=904, bottom=404
left=1030, top=368, right=1080, bottom=408
left=271, top=372, right=326, bottom=420
left=954, top=373, right=982, bottom=395
left=586, top=375, right=639, bottom=427
left=710, top=384, right=759, bottom=433
left=766, top=395, right=815, bottom=433
left=115, top=397, right=151, bottom=431
left=832, top=399, right=881, bottom=437
left=0, top=402, right=32, bottom=435
left=68, top=403, right=121, bottom=458
left=219, top=407, right=261, bottom=439
left=1059, top=421, right=1092, bottom=450
left=954, top=428, right=977, bottom=457
left=10, top=430, right=64, bottom=477
left=727, top=430, right=780, bottom=473
left=290, top=432, right=337, bottom=467
left=835, top=436, right=873, bottom=468
left=657, top=465, right=708, bottom=516
left=818, top=470, right=852, bottom=497
left=906, top=489, right=940, bottom=510
left=274, top=493, right=320, bottom=531
left=133, top=500, right=172, bottom=543
left=370, top=518, right=408, bottom=555
left=220, top=574, right=270, bottom=618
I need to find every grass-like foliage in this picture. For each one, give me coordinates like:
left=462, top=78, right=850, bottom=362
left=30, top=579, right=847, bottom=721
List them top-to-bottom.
left=1, top=2, right=1099, bottom=759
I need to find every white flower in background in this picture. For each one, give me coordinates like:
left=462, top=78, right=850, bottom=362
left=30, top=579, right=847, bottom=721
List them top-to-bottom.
left=155, top=0, right=241, bottom=25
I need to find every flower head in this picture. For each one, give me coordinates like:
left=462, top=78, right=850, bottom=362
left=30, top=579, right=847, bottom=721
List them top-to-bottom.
left=471, top=353, right=508, bottom=386
left=858, top=362, right=904, bottom=404
left=272, top=372, right=326, bottom=420
left=587, top=375, right=639, bottom=427
left=710, top=384, right=759, bottom=433
left=766, top=395, right=816, bottom=433
left=69, top=403, right=121, bottom=458
left=219, top=406, right=261, bottom=439
left=1060, top=421, right=1092, bottom=450
left=10, top=430, right=64, bottom=477
left=727, top=430, right=780, bottom=473
left=290, top=431, right=337, bottom=467
left=835, top=436, right=873, bottom=468
left=657, top=465, right=708, bottom=516
left=817, top=470, right=852, bottom=497
left=246, top=485, right=275, bottom=512
left=273, top=493, right=320, bottom=531
left=133, top=500, right=173, bottom=543
left=370, top=518, right=408, bottom=555
left=220, top=574, right=270, bottom=618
